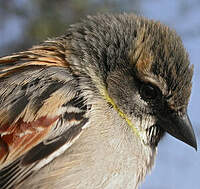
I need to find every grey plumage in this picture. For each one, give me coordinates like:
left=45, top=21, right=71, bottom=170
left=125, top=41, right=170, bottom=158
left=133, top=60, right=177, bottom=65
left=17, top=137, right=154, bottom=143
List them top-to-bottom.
left=0, top=13, right=196, bottom=189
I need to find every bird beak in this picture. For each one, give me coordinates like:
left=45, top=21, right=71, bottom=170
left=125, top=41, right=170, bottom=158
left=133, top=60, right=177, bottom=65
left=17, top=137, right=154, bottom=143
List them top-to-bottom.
left=157, top=113, right=197, bottom=150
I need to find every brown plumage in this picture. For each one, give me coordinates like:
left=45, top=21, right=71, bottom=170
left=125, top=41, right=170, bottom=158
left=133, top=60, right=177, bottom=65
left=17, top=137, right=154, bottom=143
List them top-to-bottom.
left=0, top=14, right=196, bottom=189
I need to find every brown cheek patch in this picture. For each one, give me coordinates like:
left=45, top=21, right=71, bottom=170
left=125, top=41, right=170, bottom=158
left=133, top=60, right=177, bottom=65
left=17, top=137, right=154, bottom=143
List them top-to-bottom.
left=129, top=27, right=154, bottom=76
left=135, top=51, right=153, bottom=75
left=0, top=116, right=59, bottom=165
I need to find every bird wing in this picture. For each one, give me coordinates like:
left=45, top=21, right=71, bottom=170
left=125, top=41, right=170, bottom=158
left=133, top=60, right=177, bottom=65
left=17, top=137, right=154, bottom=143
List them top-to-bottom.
left=0, top=44, right=89, bottom=189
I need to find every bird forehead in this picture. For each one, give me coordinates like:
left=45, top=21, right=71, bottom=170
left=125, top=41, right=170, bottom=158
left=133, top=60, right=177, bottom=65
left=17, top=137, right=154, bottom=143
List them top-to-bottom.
left=128, top=20, right=192, bottom=97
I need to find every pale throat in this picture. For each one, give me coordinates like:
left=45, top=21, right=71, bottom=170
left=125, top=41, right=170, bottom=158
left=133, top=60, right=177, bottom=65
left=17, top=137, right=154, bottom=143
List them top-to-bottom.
left=102, top=87, right=147, bottom=145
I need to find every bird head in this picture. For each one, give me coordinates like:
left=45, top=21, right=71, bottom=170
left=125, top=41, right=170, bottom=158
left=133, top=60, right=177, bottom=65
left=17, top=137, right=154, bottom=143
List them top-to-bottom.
left=68, top=14, right=197, bottom=149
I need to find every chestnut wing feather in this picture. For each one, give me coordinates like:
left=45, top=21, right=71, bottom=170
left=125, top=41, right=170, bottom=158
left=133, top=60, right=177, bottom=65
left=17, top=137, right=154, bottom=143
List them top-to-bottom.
left=0, top=51, right=89, bottom=188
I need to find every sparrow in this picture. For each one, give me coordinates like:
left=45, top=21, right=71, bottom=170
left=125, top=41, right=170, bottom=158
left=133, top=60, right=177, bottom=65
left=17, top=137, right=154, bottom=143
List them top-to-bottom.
left=0, top=13, right=197, bottom=189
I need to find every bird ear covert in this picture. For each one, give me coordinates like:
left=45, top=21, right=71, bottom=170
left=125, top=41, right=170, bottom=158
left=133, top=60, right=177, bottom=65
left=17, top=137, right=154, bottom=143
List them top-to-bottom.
left=0, top=13, right=196, bottom=189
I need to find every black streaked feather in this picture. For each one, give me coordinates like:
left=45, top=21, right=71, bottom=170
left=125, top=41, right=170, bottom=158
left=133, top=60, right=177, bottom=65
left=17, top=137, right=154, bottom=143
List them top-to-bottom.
left=0, top=63, right=90, bottom=188
left=34, top=82, right=65, bottom=112
left=8, top=95, right=29, bottom=124
left=63, top=95, right=87, bottom=111
left=63, top=112, right=85, bottom=121
left=22, top=117, right=88, bottom=165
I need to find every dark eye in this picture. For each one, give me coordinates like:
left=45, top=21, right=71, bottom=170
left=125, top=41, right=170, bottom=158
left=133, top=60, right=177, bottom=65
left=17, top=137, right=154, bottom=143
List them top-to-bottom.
left=140, top=83, right=158, bottom=100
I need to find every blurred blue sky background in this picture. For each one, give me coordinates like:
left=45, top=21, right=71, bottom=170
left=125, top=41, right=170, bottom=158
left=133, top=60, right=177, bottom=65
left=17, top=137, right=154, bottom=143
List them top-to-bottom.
left=0, top=0, right=199, bottom=188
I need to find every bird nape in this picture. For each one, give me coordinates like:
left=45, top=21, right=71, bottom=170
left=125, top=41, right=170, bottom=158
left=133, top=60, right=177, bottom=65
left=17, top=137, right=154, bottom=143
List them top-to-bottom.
left=0, top=13, right=197, bottom=189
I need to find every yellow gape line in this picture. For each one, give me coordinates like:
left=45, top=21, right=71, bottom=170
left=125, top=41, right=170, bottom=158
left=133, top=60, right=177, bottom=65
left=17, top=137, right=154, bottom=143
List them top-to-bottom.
left=103, top=89, right=142, bottom=141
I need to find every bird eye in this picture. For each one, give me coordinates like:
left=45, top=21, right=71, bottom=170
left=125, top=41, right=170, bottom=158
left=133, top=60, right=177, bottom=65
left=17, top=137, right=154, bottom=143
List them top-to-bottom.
left=140, top=83, right=158, bottom=100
